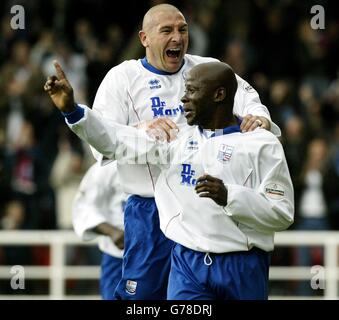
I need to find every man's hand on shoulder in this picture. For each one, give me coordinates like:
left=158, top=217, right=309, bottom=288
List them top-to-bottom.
left=240, top=115, right=271, bottom=132
left=137, top=118, right=179, bottom=142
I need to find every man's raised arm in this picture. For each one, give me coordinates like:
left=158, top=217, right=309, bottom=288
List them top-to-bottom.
left=44, top=62, right=168, bottom=165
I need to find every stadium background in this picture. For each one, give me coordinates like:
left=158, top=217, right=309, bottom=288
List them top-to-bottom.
left=0, top=0, right=338, bottom=299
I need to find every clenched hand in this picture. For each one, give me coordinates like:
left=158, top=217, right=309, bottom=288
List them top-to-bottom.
left=195, top=174, right=228, bottom=206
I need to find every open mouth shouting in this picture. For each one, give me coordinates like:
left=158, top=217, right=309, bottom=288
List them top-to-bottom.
left=166, top=48, right=181, bottom=60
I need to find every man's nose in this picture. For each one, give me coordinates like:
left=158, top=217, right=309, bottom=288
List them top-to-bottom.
left=171, top=30, right=182, bottom=42
left=181, top=95, right=188, bottom=103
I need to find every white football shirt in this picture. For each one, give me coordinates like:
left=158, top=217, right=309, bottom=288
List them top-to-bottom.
left=89, top=54, right=280, bottom=196
left=68, top=111, right=293, bottom=253
left=72, top=161, right=126, bottom=257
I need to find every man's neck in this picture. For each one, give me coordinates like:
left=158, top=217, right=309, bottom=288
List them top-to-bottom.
left=202, top=116, right=237, bottom=131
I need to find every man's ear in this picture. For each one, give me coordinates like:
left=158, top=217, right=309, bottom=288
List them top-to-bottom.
left=139, top=30, right=148, bottom=48
left=214, top=87, right=226, bottom=102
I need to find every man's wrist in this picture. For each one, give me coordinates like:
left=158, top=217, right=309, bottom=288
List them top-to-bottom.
left=62, top=103, right=77, bottom=114
left=62, top=104, right=85, bottom=124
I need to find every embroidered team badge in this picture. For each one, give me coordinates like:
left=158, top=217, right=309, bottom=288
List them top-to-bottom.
left=217, top=144, right=234, bottom=163
left=265, top=183, right=285, bottom=200
left=126, top=280, right=137, bottom=295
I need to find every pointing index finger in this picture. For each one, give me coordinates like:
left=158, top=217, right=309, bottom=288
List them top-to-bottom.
left=53, top=60, right=66, bottom=80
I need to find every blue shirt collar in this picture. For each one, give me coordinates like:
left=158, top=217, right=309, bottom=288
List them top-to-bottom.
left=140, top=57, right=185, bottom=75
left=198, top=124, right=241, bottom=138
left=217, top=125, right=241, bottom=136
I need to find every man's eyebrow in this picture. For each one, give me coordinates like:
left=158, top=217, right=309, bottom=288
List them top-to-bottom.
left=159, top=25, right=173, bottom=30
left=186, top=83, right=199, bottom=89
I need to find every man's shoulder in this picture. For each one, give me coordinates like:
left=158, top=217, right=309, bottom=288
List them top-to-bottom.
left=184, top=54, right=219, bottom=66
left=105, top=59, right=140, bottom=78
left=241, top=129, right=282, bottom=150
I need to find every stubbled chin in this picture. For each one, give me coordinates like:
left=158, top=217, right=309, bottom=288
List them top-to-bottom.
left=165, top=57, right=182, bottom=71
left=185, top=115, right=194, bottom=126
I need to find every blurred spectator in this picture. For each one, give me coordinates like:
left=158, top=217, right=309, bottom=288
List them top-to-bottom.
left=117, top=0, right=164, bottom=62
left=248, top=1, right=298, bottom=78
left=183, top=5, right=210, bottom=56
left=0, top=15, right=18, bottom=64
left=73, top=19, right=97, bottom=55
left=296, top=19, right=331, bottom=79
left=85, top=24, right=123, bottom=104
left=29, top=30, right=55, bottom=68
left=42, top=39, right=87, bottom=103
left=222, top=39, right=251, bottom=79
left=0, top=40, right=32, bottom=144
left=269, top=79, right=296, bottom=127
left=298, top=81, right=326, bottom=135
left=281, top=116, right=308, bottom=206
left=5, top=120, right=55, bottom=229
left=323, top=123, right=339, bottom=229
left=0, top=129, right=10, bottom=209
left=50, top=133, right=88, bottom=229
left=295, top=137, right=331, bottom=295
left=297, top=137, right=330, bottom=226
left=0, top=200, right=25, bottom=230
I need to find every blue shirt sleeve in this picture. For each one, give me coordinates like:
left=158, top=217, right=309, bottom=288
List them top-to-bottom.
left=62, top=104, right=85, bottom=124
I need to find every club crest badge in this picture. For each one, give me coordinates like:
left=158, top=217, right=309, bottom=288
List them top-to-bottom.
left=217, top=144, right=234, bottom=163
left=126, top=280, right=137, bottom=295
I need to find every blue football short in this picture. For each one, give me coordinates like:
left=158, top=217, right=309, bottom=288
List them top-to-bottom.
left=114, top=195, right=174, bottom=300
left=167, top=243, right=270, bottom=300
left=100, top=253, right=122, bottom=300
